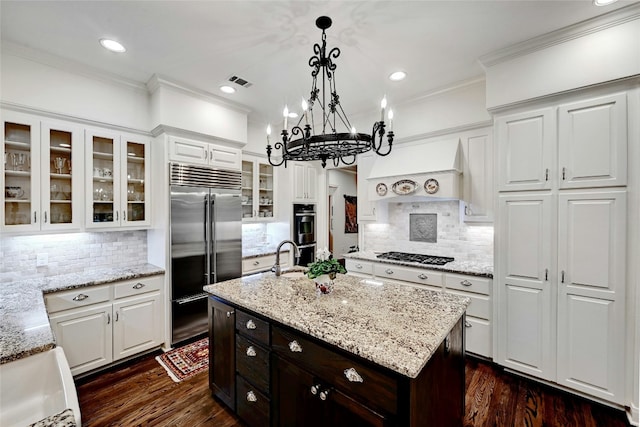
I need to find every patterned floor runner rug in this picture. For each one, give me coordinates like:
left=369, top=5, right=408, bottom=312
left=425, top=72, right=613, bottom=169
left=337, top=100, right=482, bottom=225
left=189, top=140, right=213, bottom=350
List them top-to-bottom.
left=156, top=337, right=209, bottom=382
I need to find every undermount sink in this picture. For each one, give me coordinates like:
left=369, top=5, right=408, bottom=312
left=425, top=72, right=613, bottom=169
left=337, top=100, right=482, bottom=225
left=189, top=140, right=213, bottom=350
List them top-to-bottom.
left=279, top=270, right=308, bottom=279
left=0, top=347, right=81, bottom=426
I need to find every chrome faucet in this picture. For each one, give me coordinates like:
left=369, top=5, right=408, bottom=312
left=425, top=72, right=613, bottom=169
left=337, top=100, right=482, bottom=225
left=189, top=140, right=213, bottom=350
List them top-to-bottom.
left=272, top=240, right=300, bottom=276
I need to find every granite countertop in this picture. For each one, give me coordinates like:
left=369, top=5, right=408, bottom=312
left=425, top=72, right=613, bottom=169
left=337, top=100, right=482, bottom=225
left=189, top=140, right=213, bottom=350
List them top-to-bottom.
left=343, top=251, right=493, bottom=278
left=0, top=264, right=164, bottom=365
left=204, top=271, right=470, bottom=378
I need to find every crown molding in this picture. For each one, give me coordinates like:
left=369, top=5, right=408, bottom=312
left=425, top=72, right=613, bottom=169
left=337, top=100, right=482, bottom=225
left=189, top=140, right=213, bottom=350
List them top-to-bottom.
left=479, top=3, right=640, bottom=68
left=1, top=41, right=148, bottom=93
left=146, top=74, right=252, bottom=115
left=396, top=76, right=486, bottom=108
left=0, top=101, right=150, bottom=136
left=396, top=120, right=493, bottom=145
left=150, top=124, right=246, bottom=149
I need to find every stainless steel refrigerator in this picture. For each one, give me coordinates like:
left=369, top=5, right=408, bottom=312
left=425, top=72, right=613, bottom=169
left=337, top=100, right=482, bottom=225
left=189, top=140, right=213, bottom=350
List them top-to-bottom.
left=169, top=163, right=242, bottom=345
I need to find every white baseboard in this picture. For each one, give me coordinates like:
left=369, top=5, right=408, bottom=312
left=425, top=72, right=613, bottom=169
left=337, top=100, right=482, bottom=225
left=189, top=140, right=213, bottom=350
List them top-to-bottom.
left=628, top=402, right=639, bottom=426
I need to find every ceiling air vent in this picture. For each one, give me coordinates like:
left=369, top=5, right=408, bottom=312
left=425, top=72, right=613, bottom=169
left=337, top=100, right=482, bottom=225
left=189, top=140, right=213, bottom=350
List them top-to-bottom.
left=228, top=75, right=252, bottom=88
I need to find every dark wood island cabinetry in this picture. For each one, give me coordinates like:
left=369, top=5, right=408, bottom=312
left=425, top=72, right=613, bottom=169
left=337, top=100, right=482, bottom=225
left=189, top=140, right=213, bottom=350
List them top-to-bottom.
left=206, top=273, right=469, bottom=427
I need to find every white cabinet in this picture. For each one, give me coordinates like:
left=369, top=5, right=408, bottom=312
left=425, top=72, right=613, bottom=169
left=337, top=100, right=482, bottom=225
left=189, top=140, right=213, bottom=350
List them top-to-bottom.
left=496, top=93, right=627, bottom=193
left=557, top=93, right=627, bottom=189
left=496, top=107, right=556, bottom=192
left=2, top=111, right=83, bottom=232
left=461, top=128, right=493, bottom=222
left=85, top=129, right=151, bottom=228
left=168, top=136, right=241, bottom=170
left=356, top=153, right=386, bottom=222
left=241, top=156, right=276, bottom=221
left=292, top=162, right=318, bottom=203
left=556, top=189, right=626, bottom=402
left=496, top=190, right=626, bottom=403
left=497, top=193, right=555, bottom=380
left=242, top=253, right=288, bottom=275
left=344, top=259, right=373, bottom=277
left=372, top=263, right=443, bottom=291
left=46, top=275, right=164, bottom=376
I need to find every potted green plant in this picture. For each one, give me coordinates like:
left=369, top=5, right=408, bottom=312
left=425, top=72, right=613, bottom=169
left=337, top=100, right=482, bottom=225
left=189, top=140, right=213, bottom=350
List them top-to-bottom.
left=306, top=247, right=347, bottom=294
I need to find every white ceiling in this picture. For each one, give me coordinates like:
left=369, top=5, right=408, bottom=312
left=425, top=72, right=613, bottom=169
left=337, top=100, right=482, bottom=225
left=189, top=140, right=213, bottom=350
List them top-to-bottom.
left=1, top=1, right=636, bottom=127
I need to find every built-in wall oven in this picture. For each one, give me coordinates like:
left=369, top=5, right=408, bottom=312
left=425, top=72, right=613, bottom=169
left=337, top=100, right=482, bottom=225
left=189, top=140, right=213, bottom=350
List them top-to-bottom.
left=293, top=204, right=316, bottom=266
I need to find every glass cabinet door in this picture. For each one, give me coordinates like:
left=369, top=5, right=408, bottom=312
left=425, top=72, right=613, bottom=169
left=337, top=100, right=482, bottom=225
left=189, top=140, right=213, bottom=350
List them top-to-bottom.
left=3, top=117, right=38, bottom=228
left=42, top=121, right=80, bottom=229
left=87, top=131, right=118, bottom=226
left=123, top=139, right=147, bottom=224
left=241, top=160, right=254, bottom=219
left=257, top=162, right=274, bottom=219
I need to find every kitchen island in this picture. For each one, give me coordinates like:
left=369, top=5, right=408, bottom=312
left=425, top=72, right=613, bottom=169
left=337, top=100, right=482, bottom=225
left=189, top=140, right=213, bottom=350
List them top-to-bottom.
left=204, top=270, right=470, bottom=426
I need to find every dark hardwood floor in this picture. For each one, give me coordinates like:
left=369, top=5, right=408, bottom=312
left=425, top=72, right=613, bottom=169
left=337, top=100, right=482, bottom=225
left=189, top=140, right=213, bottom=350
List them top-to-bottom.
left=76, top=353, right=629, bottom=427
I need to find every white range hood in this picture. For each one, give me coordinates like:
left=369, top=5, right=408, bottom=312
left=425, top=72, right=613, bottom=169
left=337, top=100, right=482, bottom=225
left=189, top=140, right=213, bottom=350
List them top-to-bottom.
left=367, top=138, right=462, bottom=201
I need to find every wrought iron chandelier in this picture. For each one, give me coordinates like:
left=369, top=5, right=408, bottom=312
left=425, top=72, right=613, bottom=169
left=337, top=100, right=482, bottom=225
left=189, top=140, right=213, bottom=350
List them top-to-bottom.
left=266, top=16, right=394, bottom=168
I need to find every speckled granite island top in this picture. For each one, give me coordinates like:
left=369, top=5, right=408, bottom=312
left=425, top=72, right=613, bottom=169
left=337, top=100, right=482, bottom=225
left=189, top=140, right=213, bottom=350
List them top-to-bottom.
left=344, top=251, right=493, bottom=278
left=0, top=264, right=164, bottom=365
left=204, top=271, right=470, bottom=378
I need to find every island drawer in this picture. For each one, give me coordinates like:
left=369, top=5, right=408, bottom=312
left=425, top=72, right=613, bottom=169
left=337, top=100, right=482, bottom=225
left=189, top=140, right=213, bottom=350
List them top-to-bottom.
left=345, top=259, right=373, bottom=275
left=373, top=263, right=443, bottom=287
left=445, top=273, right=490, bottom=295
left=113, top=275, right=163, bottom=299
left=45, top=285, right=111, bottom=313
left=236, top=310, right=270, bottom=345
left=272, top=326, right=397, bottom=415
left=236, top=334, right=269, bottom=394
left=236, top=374, right=270, bottom=427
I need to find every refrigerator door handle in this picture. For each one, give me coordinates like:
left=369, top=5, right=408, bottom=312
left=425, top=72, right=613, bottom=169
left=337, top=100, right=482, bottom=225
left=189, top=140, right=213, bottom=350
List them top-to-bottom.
left=205, top=195, right=211, bottom=284
left=210, top=196, right=217, bottom=284
left=175, top=293, right=209, bottom=305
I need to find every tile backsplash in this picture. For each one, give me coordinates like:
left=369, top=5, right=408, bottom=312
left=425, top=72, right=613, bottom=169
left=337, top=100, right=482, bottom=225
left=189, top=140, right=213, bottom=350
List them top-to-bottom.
left=363, top=200, right=493, bottom=264
left=242, top=221, right=290, bottom=257
left=0, top=231, right=148, bottom=282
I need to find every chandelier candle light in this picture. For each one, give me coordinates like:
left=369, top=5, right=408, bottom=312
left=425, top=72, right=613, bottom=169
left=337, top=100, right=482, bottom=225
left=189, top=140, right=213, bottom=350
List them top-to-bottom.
left=266, top=16, right=395, bottom=168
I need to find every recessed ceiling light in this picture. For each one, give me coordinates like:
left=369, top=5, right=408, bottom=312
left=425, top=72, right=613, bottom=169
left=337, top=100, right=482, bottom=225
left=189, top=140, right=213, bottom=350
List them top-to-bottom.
left=593, top=0, right=618, bottom=5
left=99, top=38, right=126, bottom=53
left=389, top=71, right=407, bottom=81
left=220, top=85, right=236, bottom=94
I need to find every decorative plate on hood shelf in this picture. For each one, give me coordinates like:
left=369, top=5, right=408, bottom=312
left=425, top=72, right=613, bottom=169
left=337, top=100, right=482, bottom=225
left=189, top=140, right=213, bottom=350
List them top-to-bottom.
left=392, top=179, right=418, bottom=195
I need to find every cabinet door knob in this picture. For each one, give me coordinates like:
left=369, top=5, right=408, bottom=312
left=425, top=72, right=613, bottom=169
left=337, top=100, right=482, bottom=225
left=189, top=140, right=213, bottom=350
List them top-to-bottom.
left=44, top=211, right=48, bottom=223
left=123, top=211, right=126, bottom=221
left=355, top=264, right=362, bottom=269
left=385, top=269, right=394, bottom=275
left=418, top=274, right=428, bottom=280
left=461, top=280, right=472, bottom=287
left=132, top=283, right=145, bottom=289
left=72, top=293, right=89, bottom=301
left=226, top=310, right=235, bottom=318
left=107, top=313, right=111, bottom=324
left=246, top=319, right=257, bottom=330
left=465, top=320, right=472, bottom=328
left=288, top=340, right=303, bottom=353
left=246, top=346, right=257, bottom=357
left=344, top=367, right=363, bottom=383
left=310, top=384, right=321, bottom=395
left=319, top=389, right=330, bottom=401
left=246, top=391, right=257, bottom=402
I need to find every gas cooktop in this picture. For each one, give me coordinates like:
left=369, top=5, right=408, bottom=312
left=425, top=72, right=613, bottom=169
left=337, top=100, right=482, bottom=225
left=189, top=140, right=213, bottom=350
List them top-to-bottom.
left=376, top=251, right=454, bottom=266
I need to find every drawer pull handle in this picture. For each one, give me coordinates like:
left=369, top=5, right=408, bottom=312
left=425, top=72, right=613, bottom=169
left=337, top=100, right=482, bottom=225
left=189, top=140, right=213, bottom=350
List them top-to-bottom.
left=253, top=261, right=260, bottom=266
left=355, top=264, right=362, bottom=269
left=385, top=269, right=394, bottom=275
left=418, top=274, right=428, bottom=280
left=461, top=280, right=472, bottom=287
left=132, top=283, right=145, bottom=289
left=72, top=293, right=89, bottom=301
left=226, top=311, right=235, bottom=318
left=246, top=319, right=257, bottom=330
left=465, top=320, right=472, bottom=328
left=288, top=340, right=303, bottom=353
left=246, top=346, right=257, bottom=357
left=344, top=367, right=363, bottom=383
left=310, top=384, right=321, bottom=395
left=319, top=389, right=330, bottom=401
left=246, top=391, right=257, bottom=402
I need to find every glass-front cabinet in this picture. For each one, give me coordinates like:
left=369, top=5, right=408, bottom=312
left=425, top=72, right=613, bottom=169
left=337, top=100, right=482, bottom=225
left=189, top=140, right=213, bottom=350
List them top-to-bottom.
left=2, top=111, right=82, bottom=232
left=86, top=129, right=150, bottom=228
left=241, top=156, right=276, bottom=221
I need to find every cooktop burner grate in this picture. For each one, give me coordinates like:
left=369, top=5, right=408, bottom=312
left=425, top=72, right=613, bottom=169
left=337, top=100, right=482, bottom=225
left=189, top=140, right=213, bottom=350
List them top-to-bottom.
left=376, top=251, right=454, bottom=265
